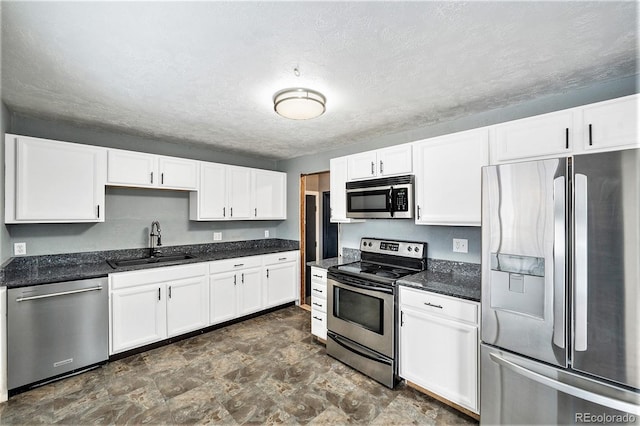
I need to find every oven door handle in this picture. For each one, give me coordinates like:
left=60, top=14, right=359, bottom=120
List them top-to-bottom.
left=334, top=279, right=394, bottom=295
left=329, top=333, right=392, bottom=366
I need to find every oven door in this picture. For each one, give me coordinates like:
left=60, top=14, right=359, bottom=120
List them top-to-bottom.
left=327, top=275, right=395, bottom=357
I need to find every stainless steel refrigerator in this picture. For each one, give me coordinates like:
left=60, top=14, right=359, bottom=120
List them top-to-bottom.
left=481, top=149, right=639, bottom=424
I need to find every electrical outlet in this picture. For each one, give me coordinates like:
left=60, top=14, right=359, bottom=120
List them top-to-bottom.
left=264, top=230, right=270, bottom=238
left=213, top=232, right=222, bottom=241
left=453, top=238, right=468, bottom=253
left=14, top=242, right=27, bottom=256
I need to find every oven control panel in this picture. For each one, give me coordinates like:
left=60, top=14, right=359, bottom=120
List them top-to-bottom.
left=361, top=238, right=427, bottom=259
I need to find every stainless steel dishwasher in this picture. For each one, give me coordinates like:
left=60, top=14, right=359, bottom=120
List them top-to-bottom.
left=8, top=277, right=108, bottom=391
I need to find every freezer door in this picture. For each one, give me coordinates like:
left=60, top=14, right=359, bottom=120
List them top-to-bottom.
left=572, top=148, right=639, bottom=390
left=481, top=159, right=567, bottom=367
left=481, top=344, right=640, bottom=425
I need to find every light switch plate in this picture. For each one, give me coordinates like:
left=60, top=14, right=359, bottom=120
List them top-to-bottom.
left=264, top=230, right=269, bottom=238
left=213, top=232, right=222, bottom=241
left=453, top=238, right=468, bottom=253
left=14, top=242, right=27, bottom=256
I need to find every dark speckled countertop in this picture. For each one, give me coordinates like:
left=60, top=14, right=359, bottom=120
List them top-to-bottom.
left=2, top=239, right=299, bottom=288
left=398, top=259, right=481, bottom=302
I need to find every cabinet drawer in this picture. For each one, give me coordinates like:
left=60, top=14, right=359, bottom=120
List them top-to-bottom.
left=263, top=251, right=298, bottom=265
left=209, top=256, right=262, bottom=274
left=110, top=263, right=207, bottom=290
left=309, top=267, right=327, bottom=283
left=311, top=282, right=327, bottom=300
left=400, top=287, right=478, bottom=325
left=310, top=296, right=327, bottom=313
left=311, top=311, right=327, bottom=340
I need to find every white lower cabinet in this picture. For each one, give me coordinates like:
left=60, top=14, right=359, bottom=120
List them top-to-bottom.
left=263, top=252, right=299, bottom=309
left=109, top=263, right=208, bottom=354
left=310, top=266, right=327, bottom=340
left=238, top=267, right=264, bottom=315
left=398, top=286, right=479, bottom=414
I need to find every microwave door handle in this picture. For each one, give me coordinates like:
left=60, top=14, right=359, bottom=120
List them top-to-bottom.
left=388, top=188, right=394, bottom=217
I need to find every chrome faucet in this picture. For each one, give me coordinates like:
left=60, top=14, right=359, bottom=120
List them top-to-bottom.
left=150, top=221, right=162, bottom=257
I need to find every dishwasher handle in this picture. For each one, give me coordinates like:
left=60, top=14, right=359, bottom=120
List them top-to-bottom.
left=15, top=286, right=103, bottom=302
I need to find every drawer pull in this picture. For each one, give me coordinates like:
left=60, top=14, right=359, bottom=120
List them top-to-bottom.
left=278, top=257, right=287, bottom=261
left=234, top=264, right=244, bottom=267
left=312, top=274, right=324, bottom=278
left=313, top=288, right=323, bottom=293
left=312, top=302, right=322, bottom=307
left=425, top=302, right=443, bottom=309
left=313, top=316, right=323, bottom=321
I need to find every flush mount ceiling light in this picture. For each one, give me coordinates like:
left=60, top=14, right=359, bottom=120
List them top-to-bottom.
left=273, top=88, right=326, bottom=120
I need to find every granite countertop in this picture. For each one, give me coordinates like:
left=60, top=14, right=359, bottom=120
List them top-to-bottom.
left=2, top=239, right=299, bottom=288
left=306, top=257, right=340, bottom=269
left=398, top=259, right=481, bottom=302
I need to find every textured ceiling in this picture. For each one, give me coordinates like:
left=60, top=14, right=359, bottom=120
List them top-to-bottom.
left=1, top=1, right=638, bottom=160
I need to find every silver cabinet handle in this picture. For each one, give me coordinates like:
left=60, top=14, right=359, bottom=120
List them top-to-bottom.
left=380, top=160, right=384, bottom=174
left=371, top=161, right=375, bottom=175
left=150, top=171, right=154, bottom=184
left=161, top=172, right=164, bottom=185
left=574, top=173, right=588, bottom=351
left=553, top=176, right=566, bottom=349
left=97, top=205, right=100, bottom=219
left=417, top=205, right=421, bottom=220
left=223, top=207, right=226, bottom=217
left=230, top=207, right=233, bottom=217
left=255, top=208, right=257, bottom=217
left=279, top=257, right=287, bottom=261
left=234, top=263, right=244, bottom=267
left=266, top=269, right=269, bottom=278
left=241, top=273, right=244, bottom=284
left=312, top=274, right=323, bottom=278
left=234, top=275, right=237, bottom=286
left=16, top=286, right=103, bottom=302
left=168, top=286, right=172, bottom=299
left=158, top=288, right=161, bottom=301
left=312, top=288, right=323, bottom=293
left=312, top=302, right=322, bottom=307
left=424, top=302, right=443, bottom=309
left=400, top=310, right=404, bottom=326
left=312, top=316, right=323, bottom=321
left=488, top=352, right=640, bottom=415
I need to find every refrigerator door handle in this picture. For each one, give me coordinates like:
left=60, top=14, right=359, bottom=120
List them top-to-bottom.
left=574, top=173, right=588, bottom=352
left=553, top=176, right=566, bottom=349
left=488, top=352, right=640, bottom=415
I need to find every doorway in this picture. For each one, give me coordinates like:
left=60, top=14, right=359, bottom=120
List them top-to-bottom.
left=299, top=171, right=337, bottom=307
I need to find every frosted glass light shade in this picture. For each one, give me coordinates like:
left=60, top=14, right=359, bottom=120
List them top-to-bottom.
left=273, top=88, right=326, bottom=120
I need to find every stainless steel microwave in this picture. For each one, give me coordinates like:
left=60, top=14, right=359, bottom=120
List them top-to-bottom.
left=346, top=175, right=414, bottom=219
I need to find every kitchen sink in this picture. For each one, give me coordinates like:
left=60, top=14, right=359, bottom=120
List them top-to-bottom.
left=107, top=254, right=197, bottom=269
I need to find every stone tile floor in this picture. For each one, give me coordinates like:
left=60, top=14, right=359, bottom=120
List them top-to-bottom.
left=0, top=305, right=478, bottom=425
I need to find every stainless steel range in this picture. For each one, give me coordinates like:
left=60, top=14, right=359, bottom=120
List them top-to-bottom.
left=327, top=237, right=427, bottom=388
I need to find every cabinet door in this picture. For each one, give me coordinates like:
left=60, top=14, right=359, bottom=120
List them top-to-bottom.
left=582, top=95, right=639, bottom=151
left=493, top=110, right=573, bottom=162
left=414, top=129, right=488, bottom=226
left=12, top=137, right=106, bottom=222
left=377, top=144, right=412, bottom=176
left=107, top=149, right=157, bottom=187
left=347, top=151, right=378, bottom=180
left=158, top=156, right=198, bottom=190
left=329, top=156, right=356, bottom=223
left=193, top=162, right=227, bottom=220
left=227, top=166, right=252, bottom=219
left=253, top=170, right=286, bottom=219
left=264, top=261, right=297, bottom=308
left=238, top=267, right=263, bottom=315
left=209, top=272, right=238, bottom=325
left=166, top=276, right=209, bottom=337
left=111, top=284, right=166, bottom=354
left=399, top=307, right=478, bottom=413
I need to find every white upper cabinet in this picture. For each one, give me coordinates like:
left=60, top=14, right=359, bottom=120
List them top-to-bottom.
left=581, top=94, right=639, bottom=152
left=492, top=110, right=574, bottom=163
left=414, top=129, right=489, bottom=226
left=5, top=135, right=106, bottom=223
left=347, top=145, right=412, bottom=180
left=107, top=149, right=197, bottom=190
left=107, top=149, right=157, bottom=187
left=157, top=156, right=198, bottom=189
left=330, top=156, right=363, bottom=223
left=190, top=163, right=286, bottom=221
left=252, top=169, right=286, bottom=220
